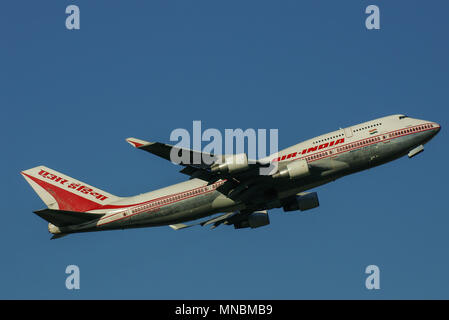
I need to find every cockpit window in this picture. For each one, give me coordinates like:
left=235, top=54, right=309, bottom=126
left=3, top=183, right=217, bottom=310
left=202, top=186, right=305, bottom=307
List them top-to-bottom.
left=399, top=115, right=408, bottom=119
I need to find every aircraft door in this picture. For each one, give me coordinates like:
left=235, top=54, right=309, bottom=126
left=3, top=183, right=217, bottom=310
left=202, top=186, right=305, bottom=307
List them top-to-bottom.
left=344, top=127, right=353, bottom=138
left=121, top=208, right=132, bottom=226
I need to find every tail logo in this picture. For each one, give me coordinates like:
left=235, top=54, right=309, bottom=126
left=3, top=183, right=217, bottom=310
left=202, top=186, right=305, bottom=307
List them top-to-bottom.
left=38, top=169, right=109, bottom=201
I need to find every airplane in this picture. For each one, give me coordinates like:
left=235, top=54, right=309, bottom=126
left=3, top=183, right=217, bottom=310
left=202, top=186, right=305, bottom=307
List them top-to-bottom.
left=21, top=114, right=440, bottom=239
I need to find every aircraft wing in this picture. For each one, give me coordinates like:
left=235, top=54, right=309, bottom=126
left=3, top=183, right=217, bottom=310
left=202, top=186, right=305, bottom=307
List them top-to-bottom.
left=126, top=137, right=272, bottom=181
left=126, top=137, right=350, bottom=210
left=126, top=137, right=276, bottom=209
left=126, top=138, right=221, bottom=169
left=169, top=211, right=248, bottom=230
left=199, top=211, right=236, bottom=228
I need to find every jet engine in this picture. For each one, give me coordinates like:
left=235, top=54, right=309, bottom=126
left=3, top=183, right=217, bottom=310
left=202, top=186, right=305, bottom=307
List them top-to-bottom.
left=211, top=153, right=249, bottom=173
left=272, top=159, right=310, bottom=180
left=282, top=192, right=319, bottom=212
left=233, top=210, right=270, bottom=229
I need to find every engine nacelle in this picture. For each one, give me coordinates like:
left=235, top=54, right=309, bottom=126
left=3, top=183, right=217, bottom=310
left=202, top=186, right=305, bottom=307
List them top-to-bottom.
left=211, top=153, right=249, bottom=173
left=273, top=159, right=310, bottom=179
left=282, top=192, right=319, bottom=212
left=234, top=211, right=270, bottom=229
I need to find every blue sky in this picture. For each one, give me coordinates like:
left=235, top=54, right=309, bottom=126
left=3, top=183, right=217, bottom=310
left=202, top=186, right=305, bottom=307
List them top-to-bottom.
left=1, top=0, right=448, bottom=299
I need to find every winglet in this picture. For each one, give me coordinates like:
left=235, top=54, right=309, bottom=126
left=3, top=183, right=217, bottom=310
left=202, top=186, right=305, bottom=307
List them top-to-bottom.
left=126, top=137, right=150, bottom=148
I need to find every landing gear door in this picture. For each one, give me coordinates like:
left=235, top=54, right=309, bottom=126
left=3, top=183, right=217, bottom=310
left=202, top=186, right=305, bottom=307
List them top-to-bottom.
left=344, top=127, right=353, bottom=138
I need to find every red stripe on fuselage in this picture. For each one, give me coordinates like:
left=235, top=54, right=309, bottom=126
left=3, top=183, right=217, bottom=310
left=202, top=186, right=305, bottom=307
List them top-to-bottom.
left=275, top=123, right=435, bottom=164
left=24, top=170, right=227, bottom=218
left=97, top=184, right=219, bottom=226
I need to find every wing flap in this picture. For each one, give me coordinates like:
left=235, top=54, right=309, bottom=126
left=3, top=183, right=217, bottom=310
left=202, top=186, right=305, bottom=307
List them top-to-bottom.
left=200, top=212, right=236, bottom=228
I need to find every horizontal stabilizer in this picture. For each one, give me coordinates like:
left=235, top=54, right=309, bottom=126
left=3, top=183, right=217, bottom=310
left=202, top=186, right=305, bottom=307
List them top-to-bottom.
left=34, top=208, right=104, bottom=227
left=51, top=233, right=69, bottom=240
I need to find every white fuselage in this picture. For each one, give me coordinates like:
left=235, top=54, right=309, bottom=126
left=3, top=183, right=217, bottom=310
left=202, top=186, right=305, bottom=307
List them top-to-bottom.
left=55, top=114, right=441, bottom=235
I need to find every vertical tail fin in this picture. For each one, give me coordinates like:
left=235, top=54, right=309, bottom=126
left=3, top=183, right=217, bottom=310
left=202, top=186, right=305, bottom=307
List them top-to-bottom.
left=21, top=166, right=121, bottom=212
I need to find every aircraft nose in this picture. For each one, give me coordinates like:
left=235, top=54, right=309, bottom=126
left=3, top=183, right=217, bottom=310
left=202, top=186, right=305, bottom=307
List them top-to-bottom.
left=434, top=123, right=441, bottom=135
